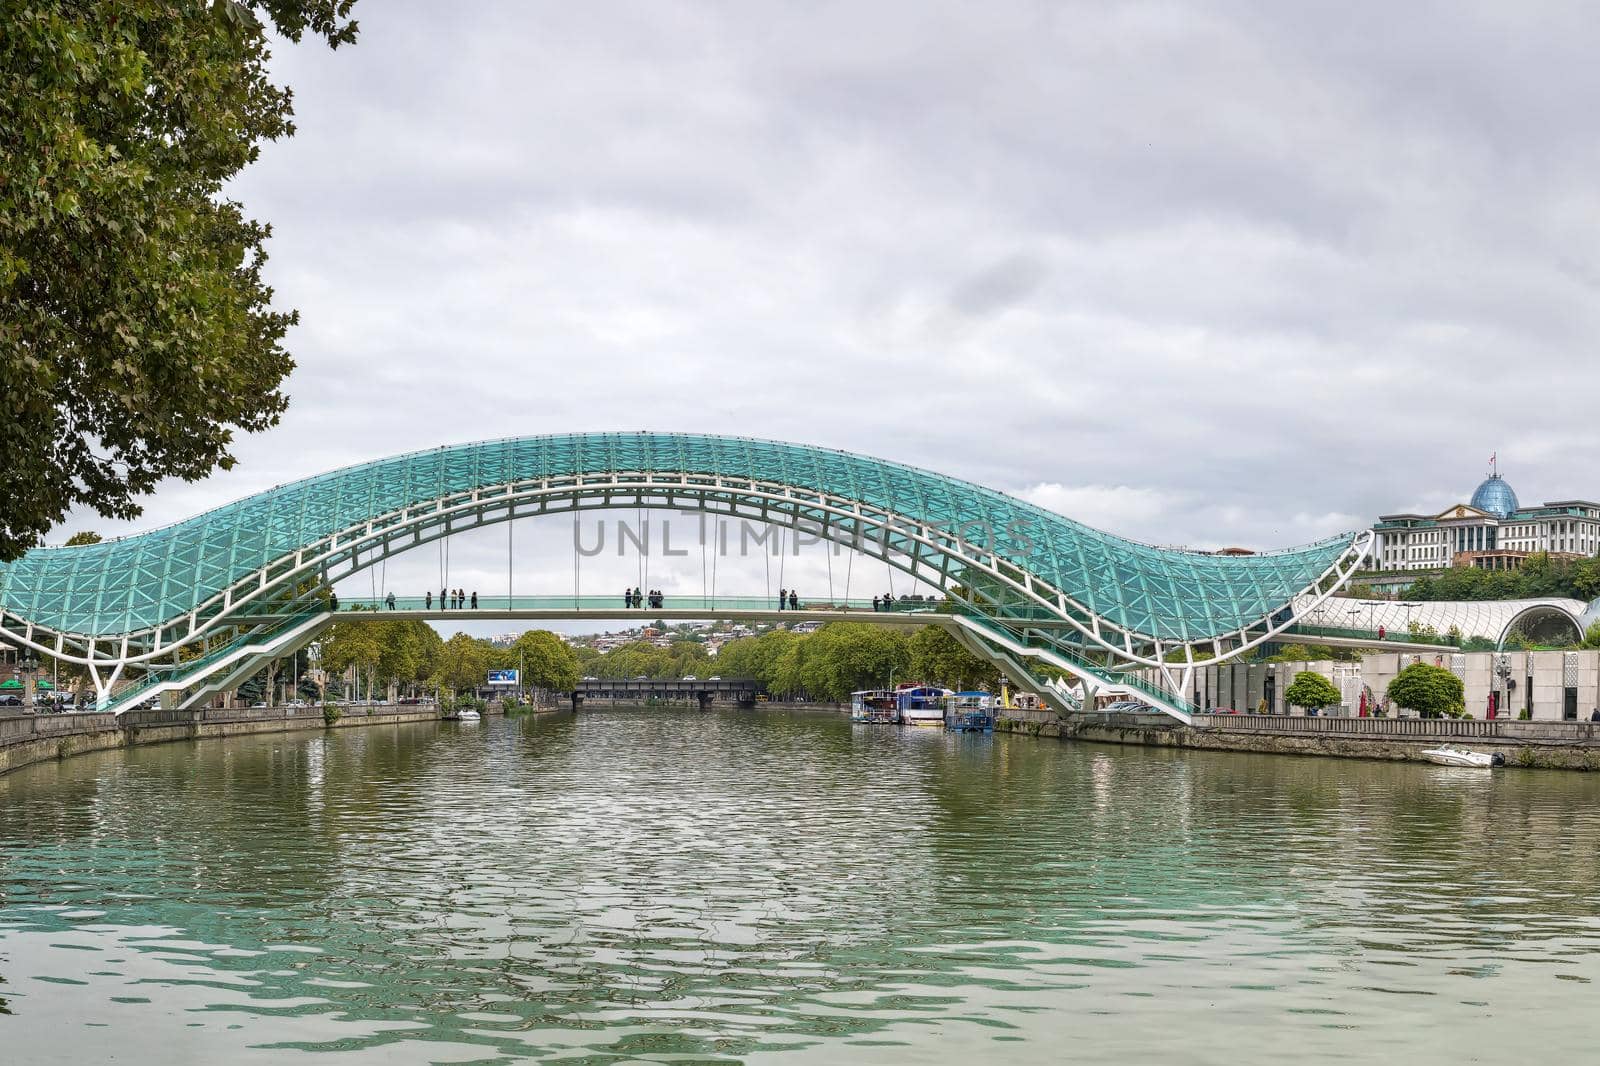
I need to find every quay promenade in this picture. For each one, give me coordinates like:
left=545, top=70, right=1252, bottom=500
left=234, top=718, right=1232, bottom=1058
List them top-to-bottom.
left=0, top=703, right=449, bottom=779
left=996, top=709, right=1600, bottom=770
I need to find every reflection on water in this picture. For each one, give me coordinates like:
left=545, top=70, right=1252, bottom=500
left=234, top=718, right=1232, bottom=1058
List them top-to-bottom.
left=3, top=708, right=1600, bottom=1063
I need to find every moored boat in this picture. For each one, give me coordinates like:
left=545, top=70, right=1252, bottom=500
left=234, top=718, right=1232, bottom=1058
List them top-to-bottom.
left=896, top=684, right=952, bottom=727
left=850, top=690, right=898, bottom=724
left=945, top=691, right=996, bottom=733
left=1419, top=746, right=1503, bottom=768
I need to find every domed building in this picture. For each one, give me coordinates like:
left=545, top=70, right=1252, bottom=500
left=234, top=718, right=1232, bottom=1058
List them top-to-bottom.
left=1370, top=461, right=1600, bottom=574
left=1469, top=473, right=1519, bottom=518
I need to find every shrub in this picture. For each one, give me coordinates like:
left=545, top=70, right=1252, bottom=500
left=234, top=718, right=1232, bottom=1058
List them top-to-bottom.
left=1386, top=663, right=1465, bottom=719
left=1284, top=671, right=1342, bottom=713
left=322, top=703, right=341, bottom=726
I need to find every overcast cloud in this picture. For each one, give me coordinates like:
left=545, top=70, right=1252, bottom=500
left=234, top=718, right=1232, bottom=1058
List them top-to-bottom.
left=56, top=1, right=1600, bottom=621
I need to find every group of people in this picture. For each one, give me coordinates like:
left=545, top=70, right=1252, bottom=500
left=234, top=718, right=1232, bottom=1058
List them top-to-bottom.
left=623, top=587, right=664, bottom=609
left=422, top=588, right=476, bottom=610
left=776, top=588, right=800, bottom=610
left=870, top=593, right=899, bottom=612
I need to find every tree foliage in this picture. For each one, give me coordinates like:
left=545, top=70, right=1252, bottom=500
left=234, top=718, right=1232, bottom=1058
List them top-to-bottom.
left=0, top=1, right=358, bottom=560
left=64, top=531, right=102, bottom=546
left=1404, top=552, right=1600, bottom=603
left=320, top=617, right=439, bottom=698
left=907, top=626, right=999, bottom=692
left=504, top=630, right=581, bottom=693
left=431, top=632, right=490, bottom=695
left=1386, top=662, right=1466, bottom=718
left=1283, top=671, right=1341, bottom=711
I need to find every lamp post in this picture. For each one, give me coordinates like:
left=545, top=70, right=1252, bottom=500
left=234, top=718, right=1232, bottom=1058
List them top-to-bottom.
left=19, top=651, right=39, bottom=710
left=1494, top=656, right=1512, bottom=720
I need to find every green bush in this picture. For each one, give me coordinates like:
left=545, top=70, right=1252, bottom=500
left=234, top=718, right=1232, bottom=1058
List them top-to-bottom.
left=1386, top=662, right=1465, bottom=718
left=1284, top=671, right=1341, bottom=713
left=322, top=703, right=341, bottom=726
left=1518, top=708, right=1531, bottom=720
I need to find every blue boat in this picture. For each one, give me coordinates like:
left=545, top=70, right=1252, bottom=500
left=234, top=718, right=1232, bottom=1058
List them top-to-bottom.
left=945, top=691, right=996, bottom=733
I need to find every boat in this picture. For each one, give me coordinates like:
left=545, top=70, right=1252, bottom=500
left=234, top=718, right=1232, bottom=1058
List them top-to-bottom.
left=896, top=684, right=952, bottom=727
left=850, top=689, right=898, bottom=724
left=945, top=691, right=996, bottom=733
left=457, top=708, right=482, bottom=722
left=1419, top=746, right=1504, bottom=768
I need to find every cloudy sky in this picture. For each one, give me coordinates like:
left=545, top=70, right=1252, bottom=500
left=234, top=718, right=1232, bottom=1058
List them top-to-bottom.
left=60, top=1, right=1600, bottom=622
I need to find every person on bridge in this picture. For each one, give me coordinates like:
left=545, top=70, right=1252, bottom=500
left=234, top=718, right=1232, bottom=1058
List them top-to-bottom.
left=440, top=587, right=448, bottom=610
left=623, top=587, right=631, bottom=609
left=633, top=587, right=643, bottom=608
left=778, top=587, right=786, bottom=610
left=457, top=588, right=465, bottom=609
left=788, top=589, right=798, bottom=610
left=425, top=591, right=433, bottom=610
left=470, top=591, right=478, bottom=609
left=329, top=592, right=338, bottom=612
left=385, top=592, right=396, bottom=610
left=883, top=592, right=894, bottom=611
left=872, top=595, right=880, bottom=612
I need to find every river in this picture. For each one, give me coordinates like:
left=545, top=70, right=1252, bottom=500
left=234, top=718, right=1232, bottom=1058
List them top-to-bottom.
left=2, top=707, right=1599, bottom=1063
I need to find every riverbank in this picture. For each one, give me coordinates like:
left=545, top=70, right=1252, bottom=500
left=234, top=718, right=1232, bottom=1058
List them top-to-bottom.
left=0, top=704, right=450, bottom=779
left=996, top=711, right=1600, bottom=770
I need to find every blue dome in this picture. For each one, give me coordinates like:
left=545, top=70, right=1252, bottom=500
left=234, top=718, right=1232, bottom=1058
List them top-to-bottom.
left=1470, top=474, right=1519, bottom=518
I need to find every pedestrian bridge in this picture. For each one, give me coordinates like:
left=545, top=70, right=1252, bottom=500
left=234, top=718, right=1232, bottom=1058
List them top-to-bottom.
left=0, top=432, right=1373, bottom=720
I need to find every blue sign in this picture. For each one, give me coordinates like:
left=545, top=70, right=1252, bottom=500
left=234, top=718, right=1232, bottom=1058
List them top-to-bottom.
left=487, top=669, right=519, bottom=686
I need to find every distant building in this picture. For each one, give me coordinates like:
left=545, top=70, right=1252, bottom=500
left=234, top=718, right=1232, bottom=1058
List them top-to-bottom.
left=1371, top=463, right=1600, bottom=572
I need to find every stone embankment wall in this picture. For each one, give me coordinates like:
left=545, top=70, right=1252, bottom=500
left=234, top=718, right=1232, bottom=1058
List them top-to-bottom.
left=1144, top=649, right=1600, bottom=721
left=0, top=705, right=447, bottom=779
left=995, top=712, right=1600, bottom=770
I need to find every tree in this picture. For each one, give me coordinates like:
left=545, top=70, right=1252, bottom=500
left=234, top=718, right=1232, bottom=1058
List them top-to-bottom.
left=0, top=2, right=359, bottom=561
left=64, top=531, right=102, bottom=546
left=1584, top=620, right=1600, bottom=650
left=319, top=621, right=382, bottom=700
left=795, top=622, right=909, bottom=701
left=907, top=626, right=999, bottom=692
left=509, top=630, right=580, bottom=693
left=431, top=632, right=490, bottom=695
left=1386, top=662, right=1465, bottom=719
left=1284, top=671, right=1341, bottom=713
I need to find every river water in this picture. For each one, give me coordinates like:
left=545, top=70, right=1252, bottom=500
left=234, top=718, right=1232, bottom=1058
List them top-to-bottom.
left=2, top=708, right=1599, bottom=1064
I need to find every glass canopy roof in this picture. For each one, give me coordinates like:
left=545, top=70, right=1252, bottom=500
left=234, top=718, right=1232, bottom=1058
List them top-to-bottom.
left=0, top=433, right=1356, bottom=642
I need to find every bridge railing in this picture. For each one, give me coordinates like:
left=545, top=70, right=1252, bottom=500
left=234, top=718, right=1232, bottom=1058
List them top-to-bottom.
left=329, top=594, right=949, bottom=615
left=1281, top=623, right=1460, bottom=648
left=1193, top=713, right=1497, bottom=736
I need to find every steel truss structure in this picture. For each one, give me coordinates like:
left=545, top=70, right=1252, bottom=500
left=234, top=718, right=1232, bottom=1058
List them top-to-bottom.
left=0, top=433, right=1370, bottom=719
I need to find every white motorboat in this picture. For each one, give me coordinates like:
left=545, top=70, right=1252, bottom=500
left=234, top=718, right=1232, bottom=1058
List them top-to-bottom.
left=457, top=708, right=481, bottom=721
left=1419, top=746, right=1502, bottom=768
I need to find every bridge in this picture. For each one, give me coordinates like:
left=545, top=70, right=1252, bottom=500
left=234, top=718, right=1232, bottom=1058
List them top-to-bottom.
left=0, top=432, right=1379, bottom=722
left=574, top=677, right=763, bottom=709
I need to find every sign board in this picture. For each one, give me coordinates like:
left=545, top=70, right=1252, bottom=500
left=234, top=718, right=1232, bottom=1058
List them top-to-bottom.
left=487, top=669, right=519, bottom=686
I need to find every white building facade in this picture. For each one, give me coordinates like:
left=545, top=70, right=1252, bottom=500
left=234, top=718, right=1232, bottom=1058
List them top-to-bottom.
left=1370, top=470, right=1600, bottom=572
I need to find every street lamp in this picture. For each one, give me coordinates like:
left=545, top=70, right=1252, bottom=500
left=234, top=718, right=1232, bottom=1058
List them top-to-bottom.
left=1493, top=656, right=1512, bottom=719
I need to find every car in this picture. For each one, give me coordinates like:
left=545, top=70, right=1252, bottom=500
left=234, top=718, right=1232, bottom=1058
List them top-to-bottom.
left=682, top=675, right=698, bottom=681
left=708, top=676, right=721, bottom=681
left=0, top=695, right=22, bottom=708
left=1103, top=699, right=1149, bottom=713
left=250, top=701, right=268, bottom=708
left=1207, top=706, right=1240, bottom=715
